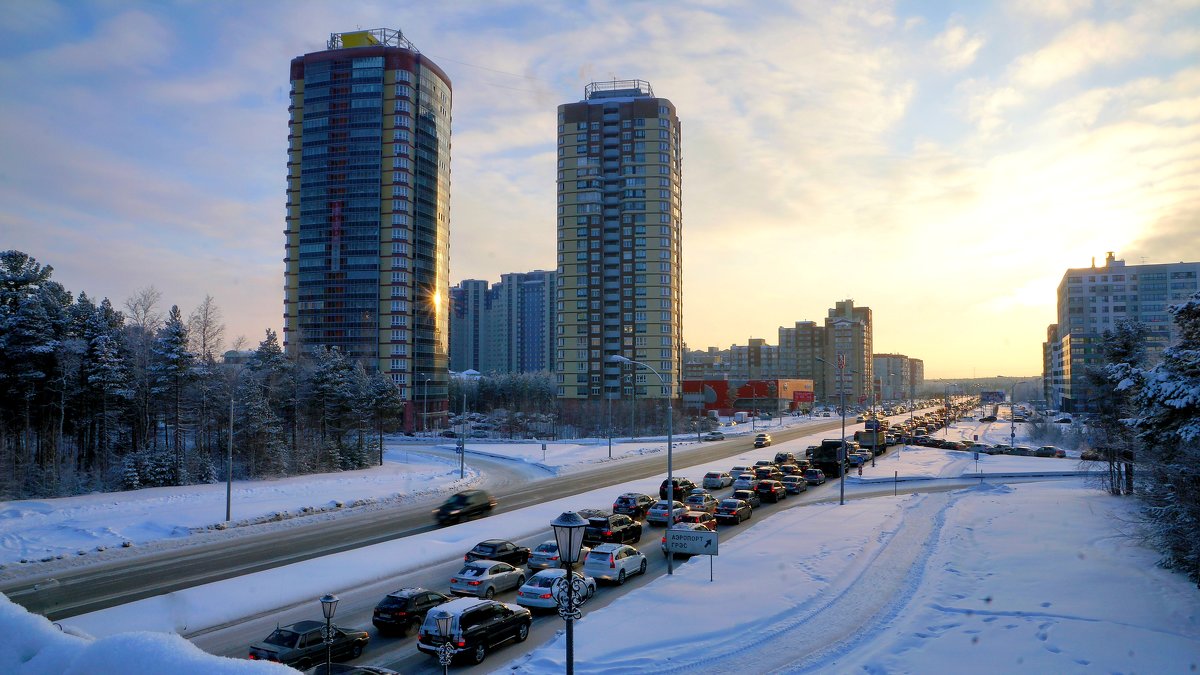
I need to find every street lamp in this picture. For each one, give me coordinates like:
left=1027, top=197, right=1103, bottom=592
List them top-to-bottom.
left=610, top=354, right=676, bottom=572
left=815, top=355, right=848, bottom=506
left=223, top=362, right=250, bottom=523
left=421, top=374, right=431, bottom=436
left=1010, top=380, right=1029, bottom=450
left=550, top=511, right=589, bottom=675
left=320, top=593, right=339, bottom=674
left=433, top=610, right=454, bottom=674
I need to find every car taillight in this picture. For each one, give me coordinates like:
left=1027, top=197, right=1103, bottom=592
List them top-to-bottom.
left=604, top=530, right=612, bottom=536
left=464, top=554, right=470, bottom=561
left=549, top=555, right=559, bottom=561
left=609, top=556, right=615, bottom=568
left=451, top=578, right=458, bottom=583
left=468, top=580, right=481, bottom=586
left=539, top=592, right=552, bottom=599
left=456, top=640, right=466, bottom=648
left=248, top=655, right=257, bottom=660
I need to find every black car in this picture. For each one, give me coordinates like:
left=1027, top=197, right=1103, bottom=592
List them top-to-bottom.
left=979, top=415, right=997, bottom=422
left=659, top=477, right=698, bottom=500
left=755, top=479, right=788, bottom=503
left=434, top=490, right=497, bottom=525
left=612, top=492, right=655, bottom=520
left=715, top=498, right=752, bottom=524
left=582, top=513, right=643, bottom=546
left=464, top=539, right=531, bottom=565
left=372, top=587, right=450, bottom=635
left=417, top=597, right=531, bottom=665
left=248, top=620, right=369, bottom=670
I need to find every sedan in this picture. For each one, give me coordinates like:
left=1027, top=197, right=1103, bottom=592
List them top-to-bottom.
left=701, top=431, right=726, bottom=441
left=753, top=434, right=773, bottom=448
left=702, top=471, right=734, bottom=489
left=732, top=472, right=758, bottom=491
left=781, top=475, right=808, bottom=494
left=755, top=479, right=788, bottom=503
left=730, top=489, right=761, bottom=508
left=684, top=492, right=719, bottom=514
left=715, top=498, right=752, bottom=524
left=646, top=500, right=687, bottom=525
left=679, top=510, right=718, bottom=530
left=527, top=540, right=591, bottom=571
left=582, top=543, right=648, bottom=585
left=450, top=560, right=526, bottom=598
left=515, top=569, right=596, bottom=611
left=249, top=621, right=369, bottom=670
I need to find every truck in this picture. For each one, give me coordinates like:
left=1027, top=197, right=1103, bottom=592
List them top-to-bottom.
left=854, top=429, right=887, bottom=455
left=811, top=439, right=848, bottom=478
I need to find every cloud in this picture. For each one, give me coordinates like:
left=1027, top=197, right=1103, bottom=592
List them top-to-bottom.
left=1009, top=0, right=1094, bottom=21
left=932, top=18, right=985, bottom=71
left=1010, top=20, right=1143, bottom=89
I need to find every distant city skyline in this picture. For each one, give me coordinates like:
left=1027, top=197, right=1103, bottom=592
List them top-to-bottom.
left=4, top=1, right=1197, bottom=378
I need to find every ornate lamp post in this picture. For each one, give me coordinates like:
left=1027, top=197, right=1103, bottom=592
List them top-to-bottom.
left=550, top=511, right=590, bottom=674
left=320, top=593, right=338, bottom=674
left=434, top=610, right=454, bottom=674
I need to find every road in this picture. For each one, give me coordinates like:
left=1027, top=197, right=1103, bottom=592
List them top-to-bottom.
left=2, top=418, right=848, bottom=620
left=192, top=470, right=1069, bottom=673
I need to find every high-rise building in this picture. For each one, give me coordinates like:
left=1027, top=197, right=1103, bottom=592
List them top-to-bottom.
left=284, top=29, right=452, bottom=431
left=554, top=80, right=682, bottom=403
left=1045, top=252, right=1199, bottom=411
left=450, top=272, right=556, bottom=375
left=822, top=299, right=873, bottom=405
left=779, top=321, right=826, bottom=400
left=873, top=353, right=910, bottom=402
left=908, top=358, right=924, bottom=399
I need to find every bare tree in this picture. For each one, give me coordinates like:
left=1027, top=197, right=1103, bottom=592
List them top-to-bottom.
left=124, top=286, right=163, bottom=333
left=187, top=295, right=225, bottom=360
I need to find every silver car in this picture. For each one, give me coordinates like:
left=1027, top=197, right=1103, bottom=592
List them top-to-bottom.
left=732, top=472, right=757, bottom=491
left=646, top=500, right=687, bottom=525
left=527, top=540, right=591, bottom=571
left=582, top=543, right=648, bottom=585
left=449, top=560, right=526, bottom=598
left=514, top=569, right=596, bottom=610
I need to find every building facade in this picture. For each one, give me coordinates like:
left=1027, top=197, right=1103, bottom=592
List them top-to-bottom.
left=284, top=29, right=452, bottom=431
left=554, top=80, right=683, bottom=403
left=1045, top=252, right=1200, bottom=411
left=449, top=279, right=489, bottom=373
left=822, top=299, right=873, bottom=405
left=779, top=321, right=826, bottom=401
left=873, top=353, right=911, bottom=402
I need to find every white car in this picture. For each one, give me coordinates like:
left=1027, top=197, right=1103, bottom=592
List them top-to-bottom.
left=702, top=471, right=734, bottom=489
left=732, top=473, right=757, bottom=491
left=646, top=500, right=687, bottom=525
left=582, top=543, right=648, bottom=585
left=449, top=560, right=526, bottom=598
left=515, top=569, right=596, bottom=610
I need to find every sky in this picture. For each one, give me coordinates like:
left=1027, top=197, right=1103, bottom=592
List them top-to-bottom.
left=2, top=0, right=1198, bottom=378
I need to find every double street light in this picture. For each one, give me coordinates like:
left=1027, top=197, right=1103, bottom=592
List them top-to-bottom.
left=609, top=354, right=677, bottom=573
left=815, top=355, right=850, bottom=506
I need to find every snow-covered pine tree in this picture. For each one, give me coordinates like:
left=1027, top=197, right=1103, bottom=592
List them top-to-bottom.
left=1128, top=292, right=1200, bottom=584
left=150, top=305, right=197, bottom=485
left=1087, top=319, right=1148, bottom=494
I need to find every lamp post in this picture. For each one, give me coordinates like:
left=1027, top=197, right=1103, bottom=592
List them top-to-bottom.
left=610, top=355, right=676, bottom=572
left=815, top=355, right=848, bottom=506
left=223, top=362, right=249, bottom=523
left=421, top=374, right=431, bottom=436
left=1010, top=380, right=1029, bottom=450
left=550, top=511, right=589, bottom=675
left=320, top=593, right=338, bottom=675
left=434, top=610, right=454, bottom=675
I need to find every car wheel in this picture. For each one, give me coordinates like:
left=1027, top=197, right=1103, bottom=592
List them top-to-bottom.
left=632, top=529, right=642, bottom=543
left=639, top=558, right=647, bottom=575
left=617, top=569, right=627, bottom=585
left=516, top=574, right=525, bottom=588
left=484, top=586, right=495, bottom=599
left=516, top=621, right=530, bottom=642
left=351, top=643, right=364, bottom=658
left=471, top=643, right=487, bottom=665
left=295, top=659, right=311, bottom=671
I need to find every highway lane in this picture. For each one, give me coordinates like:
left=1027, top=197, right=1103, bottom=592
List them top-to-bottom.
left=3, top=418, right=849, bottom=620
left=193, top=467, right=1075, bottom=673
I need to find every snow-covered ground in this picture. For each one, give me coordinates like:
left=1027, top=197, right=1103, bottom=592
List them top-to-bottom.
left=5, top=413, right=1196, bottom=674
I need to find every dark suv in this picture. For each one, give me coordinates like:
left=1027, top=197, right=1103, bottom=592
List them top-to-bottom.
left=659, top=477, right=698, bottom=500
left=755, top=479, right=788, bottom=503
left=434, top=489, right=497, bottom=525
left=612, top=492, right=655, bottom=520
left=582, top=513, right=643, bottom=545
left=464, top=539, right=531, bottom=565
left=372, top=587, right=450, bottom=635
left=417, top=597, right=531, bottom=665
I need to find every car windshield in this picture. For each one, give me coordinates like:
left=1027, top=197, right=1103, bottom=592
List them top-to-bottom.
left=705, top=472, right=720, bottom=478
left=447, top=494, right=470, bottom=506
left=686, top=495, right=703, bottom=502
left=719, top=500, right=740, bottom=508
left=534, top=543, right=557, bottom=554
left=472, top=544, right=497, bottom=554
left=586, top=551, right=610, bottom=562
left=457, top=565, right=486, bottom=577
left=528, top=575, right=556, bottom=588
left=378, top=596, right=407, bottom=608
left=263, top=629, right=300, bottom=648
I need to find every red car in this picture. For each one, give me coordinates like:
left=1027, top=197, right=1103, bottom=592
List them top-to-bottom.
left=678, top=510, right=717, bottom=531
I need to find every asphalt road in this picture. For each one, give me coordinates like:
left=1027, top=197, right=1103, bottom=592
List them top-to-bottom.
left=2, top=418, right=847, bottom=620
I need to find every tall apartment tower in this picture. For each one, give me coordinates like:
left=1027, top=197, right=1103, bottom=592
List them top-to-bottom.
left=284, top=29, right=452, bottom=432
left=554, top=81, right=683, bottom=403
left=1045, top=252, right=1199, bottom=411
left=450, top=272, right=556, bottom=375
left=449, top=279, right=489, bottom=373
left=822, top=299, right=873, bottom=404
left=779, top=321, right=826, bottom=400
left=872, top=353, right=911, bottom=402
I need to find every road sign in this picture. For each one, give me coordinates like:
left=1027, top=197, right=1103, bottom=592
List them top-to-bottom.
left=664, top=529, right=718, bottom=556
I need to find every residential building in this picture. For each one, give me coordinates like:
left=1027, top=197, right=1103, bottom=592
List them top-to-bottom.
left=284, top=28, right=452, bottom=431
left=554, top=80, right=683, bottom=403
left=1046, top=252, right=1200, bottom=411
left=449, top=279, right=489, bottom=373
left=822, top=300, right=873, bottom=405
left=779, top=321, right=826, bottom=400
left=729, top=338, right=783, bottom=379
left=873, top=353, right=910, bottom=402
left=908, top=358, right=924, bottom=399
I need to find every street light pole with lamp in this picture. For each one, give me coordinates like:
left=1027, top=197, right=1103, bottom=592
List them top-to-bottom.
left=609, top=354, right=677, bottom=572
left=815, top=355, right=849, bottom=506
left=222, top=361, right=250, bottom=523
left=421, top=373, right=431, bottom=436
left=1010, top=380, right=1029, bottom=449
left=550, top=511, right=590, bottom=675
left=319, top=593, right=339, bottom=674
left=433, top=610, right=454, bottom=675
